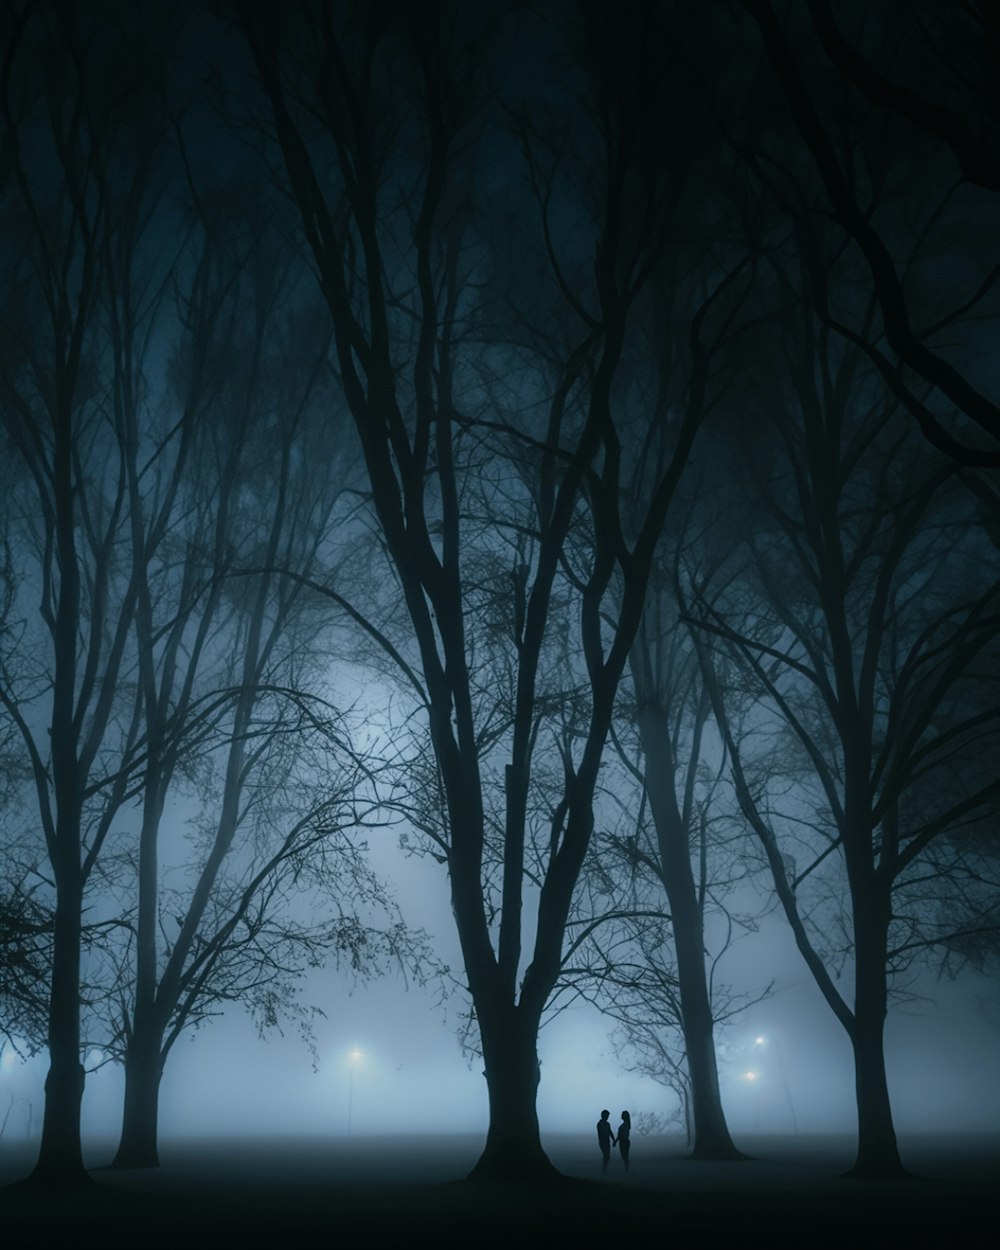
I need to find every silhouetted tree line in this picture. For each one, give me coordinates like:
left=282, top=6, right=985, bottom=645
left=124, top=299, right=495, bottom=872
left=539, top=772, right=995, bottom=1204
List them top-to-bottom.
left=1, top=0, right=997, bottom=1186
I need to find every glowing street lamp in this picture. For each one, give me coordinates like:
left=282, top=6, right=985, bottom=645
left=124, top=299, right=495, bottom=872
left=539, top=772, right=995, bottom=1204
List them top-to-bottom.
left=750, top=1031, right=799, bottom=1133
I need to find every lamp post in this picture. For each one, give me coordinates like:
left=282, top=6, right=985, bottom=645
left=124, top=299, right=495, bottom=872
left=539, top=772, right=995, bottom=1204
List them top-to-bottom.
left=753, top=1034, right=799, bottom=1134
left=347, top=1048, right=363, bottom=1137
left=743, top=1068, right=761, bottom=1132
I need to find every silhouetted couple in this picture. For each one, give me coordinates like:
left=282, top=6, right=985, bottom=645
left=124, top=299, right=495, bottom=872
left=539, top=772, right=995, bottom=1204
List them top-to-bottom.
left=597, top=1109, right=631, bottom=1172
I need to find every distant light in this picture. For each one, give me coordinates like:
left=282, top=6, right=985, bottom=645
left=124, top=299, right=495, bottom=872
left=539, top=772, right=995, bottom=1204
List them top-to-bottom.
left=755, top=1036, right=765, bottom=1046
left=349, top=1048, right=363, bottom=1062
left=745, top=1071, right=758, bottom=1081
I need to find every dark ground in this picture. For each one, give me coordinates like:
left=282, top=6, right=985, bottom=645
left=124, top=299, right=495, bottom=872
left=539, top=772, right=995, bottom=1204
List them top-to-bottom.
left=2, top=1133, right=997, bottom=1243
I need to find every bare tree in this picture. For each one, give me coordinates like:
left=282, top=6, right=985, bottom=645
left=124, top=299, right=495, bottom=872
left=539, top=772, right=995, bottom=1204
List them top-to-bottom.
left=0, top=0, right=187, bottom=1183
left=237, top=0, right=747, bottom=1179
left=0, top=4, right=406, bottom=1178
left=101, top=196, right=420, bottom=1168
left=688, top=279, right=1000, bottom=1175
left=561, top=526, right=770, bottom=1160
left=620, top=591, right=761, bottom=1160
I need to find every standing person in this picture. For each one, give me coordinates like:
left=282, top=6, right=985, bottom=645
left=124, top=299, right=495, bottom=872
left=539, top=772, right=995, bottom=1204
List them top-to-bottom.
left=597, top=1109, right=616, bottom=1172
left=617, top=1111, right=631, bottom=1171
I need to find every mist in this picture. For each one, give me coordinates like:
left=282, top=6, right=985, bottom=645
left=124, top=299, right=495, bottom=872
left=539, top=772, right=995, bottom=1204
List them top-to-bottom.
left=1, top=0, right=998, bottom=1235
left=4, top=897, right=996, bottom=1146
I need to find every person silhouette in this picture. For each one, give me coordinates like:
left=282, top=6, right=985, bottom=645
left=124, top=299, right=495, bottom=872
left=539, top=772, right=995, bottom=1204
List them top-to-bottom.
left=597, top=1108, right=616, bottom=1172
left=617, top=1110, right=631, bottom=1171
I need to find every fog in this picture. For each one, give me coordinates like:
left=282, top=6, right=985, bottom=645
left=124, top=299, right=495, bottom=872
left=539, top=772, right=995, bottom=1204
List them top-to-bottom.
left=2, top=0, right=998, bottom=1195
left=3, top=901, right=996, bottom=1147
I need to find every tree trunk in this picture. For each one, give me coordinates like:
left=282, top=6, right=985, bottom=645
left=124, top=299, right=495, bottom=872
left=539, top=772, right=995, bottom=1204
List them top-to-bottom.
left=30, top=373, right=90, bottom=1187
left=635, top=688, right=744, bottom=1161
left=112, top=773, right=166, bottom=1170
left=30, top=875, right=87, bottom=1185
left=664, top=888, right=743, bottom=1158
left=849, top=894, right=906, bottom=1177
left=680, top=998, right=742, bottom=1159
left=467, top=1006, right=559, bottom=1183
left=850, top=1016, right=904, bottom=1177
left=112, top=1029, right=163, bottom=1169
left=682, top=1083, right=693, bottom=1148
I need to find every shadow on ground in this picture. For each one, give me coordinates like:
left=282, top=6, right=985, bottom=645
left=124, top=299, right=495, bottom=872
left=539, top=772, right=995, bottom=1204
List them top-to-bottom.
left=2, top=1133, right=997, bottom=1241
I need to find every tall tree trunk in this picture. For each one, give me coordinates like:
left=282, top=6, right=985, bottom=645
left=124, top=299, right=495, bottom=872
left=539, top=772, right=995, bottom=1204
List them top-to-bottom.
left=32, top=438, right=89, bottom=1185
left=635, top=686, right=743, bottom=1160
left=111, top=778, right=166, bottom=1169
left=653, top=826, right=742, bottom=1159
left=31, top=871, right=87, bottom=1185
left=849, top=888, right=905, bottom=1177
left=679, top=994, right=741, bottom=1159
left=467, top=1004, right=558, bottom=1183
left=850, top=1014, right=903, bottom=1177
left=112, top=1026, right=163, bottom=1169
